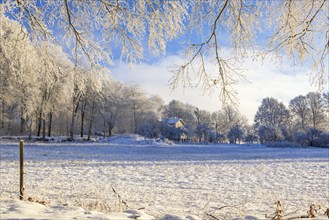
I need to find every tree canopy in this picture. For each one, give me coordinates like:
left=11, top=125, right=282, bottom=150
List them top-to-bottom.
left=1, top=0, right=328, bottom=102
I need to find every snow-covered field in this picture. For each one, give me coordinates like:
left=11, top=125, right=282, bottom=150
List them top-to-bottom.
left=1, top=135, right=328, bottom=219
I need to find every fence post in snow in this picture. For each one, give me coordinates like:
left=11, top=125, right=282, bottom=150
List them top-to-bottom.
left=19, top=140, right=24, bottom=200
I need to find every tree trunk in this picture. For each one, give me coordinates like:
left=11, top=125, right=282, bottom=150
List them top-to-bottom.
left=69, top=89, right=83, bottom=140
left=1, top=100, right=4, bottom=130
left=70, top=100, right=80, bottom=140
left=87, top=101, right=96, bottom=141
left=7, top=106, right=13, bottom=135
left=133, top=106, right=138, bottom=134
left=80, top=109, right=85, bottom=137
left=70, top=111, right=75, bottom=140
left=37, top=112, right=42, bottom=137
left=48, top=112, right=53, bottom=137
left=312, top=114, right=316, bottom=129
left=20, top=116, right=26, bottom=135
left=42, top=117, right=46, bottom=140
left=28, top=118, right=33, bottom=140
left=103, top=120, right=106, bottom=138
left=107, top=121, right=114, bottom=137
left=87, top=123, right=91, bottom=141
left=215, top=123, right=218, bottom=143
left=108, top=124, right=112, bottom=137
left=108, top=126, right=112, bottom=137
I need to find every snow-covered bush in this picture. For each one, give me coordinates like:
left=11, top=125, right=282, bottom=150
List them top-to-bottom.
left=138, top=121, right=161, bottom=138
left=194, top=123, right=211, bottom=142
left=227, top=124, right=245, bottom=144
left=258, top=125, right=284, bottom=144
left=293, top=128, right=329, bottom=147
left=293, top=131, right=309, bottom=146
left=207, top=132, right=226, bottom=143
left=313, top=132, right=329, bottom=147
left=244, top=134, right=258, bottom=143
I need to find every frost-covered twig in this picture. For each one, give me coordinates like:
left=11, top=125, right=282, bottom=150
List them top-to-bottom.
left=112, top=187, right=128, bottom=212
left=324, top=208, right=329, bottom=218
left=205, top=212, right=220, bottom=220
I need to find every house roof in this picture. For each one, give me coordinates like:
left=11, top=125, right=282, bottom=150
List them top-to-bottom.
left=162, top=117, right=184, bottom=125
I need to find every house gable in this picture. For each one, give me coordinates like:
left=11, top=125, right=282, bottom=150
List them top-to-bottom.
left=163, top=117, right=185, bottom=128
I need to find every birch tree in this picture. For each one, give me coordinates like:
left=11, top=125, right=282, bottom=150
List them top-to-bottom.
left=2, top=0, right=327, bottom=103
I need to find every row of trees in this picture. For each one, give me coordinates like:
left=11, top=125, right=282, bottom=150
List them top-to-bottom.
left=1, top=14, right=165, bottom=140
left=162, top=93, right=328, bottom=147
left=254, top=93, right=328, bottom=147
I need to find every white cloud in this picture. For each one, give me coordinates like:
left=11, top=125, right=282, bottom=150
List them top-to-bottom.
left=109, top=55, right=322, bottom=123
left=236, top=58, right=316, bottom=122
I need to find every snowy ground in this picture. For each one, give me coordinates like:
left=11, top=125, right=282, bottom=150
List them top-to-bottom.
left=1, top=135, right=328, bottom=219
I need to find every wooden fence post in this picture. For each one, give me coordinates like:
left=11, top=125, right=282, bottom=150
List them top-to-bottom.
left=19, top=140, right=24, bottom=200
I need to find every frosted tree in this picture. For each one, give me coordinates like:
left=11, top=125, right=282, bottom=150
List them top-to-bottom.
left=1, top=0, right=186, bottom=65
left=2, top=0, right=327, bottom=103
left=0, top=15, right=40, bottom=134
left=34, top=43, right=74, bottom=138
left=67, top=68, right=88, bottom=140
left=84, top=70, right=104, bottom=140
left=99, top=79, right=124, bottom=137
left=120, top=85, right=150, bottom=134
left=289, top=92, right=328, bottom=138
left=305, top=92, right=327, bottom=130
left=323, top=92, right=329, bottom=127
left=138, top=95, right=165, bottom=138
left=148, top=95, right=165, bottom=118
left=289, top=95, right=310, bottom=131
left=254, top=97, right=290, bottom=129
left=254, top=97, right=291, bottom=142
left=163, top=100, right=196, bottom=124
left=164, top=100, right=187, bottom=119
left=212, top=105, right=244, bottom=140
left=223, top=105, right=242, bottom=126
left=194, top=108, right=212, bottom=142
left=211, top=111, right=227, bottom=143
left=227, top=124, right=245, bottom=144
left=244, top=125, right=258, bottom=143
left=258, top=125, right=284, bottom=144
